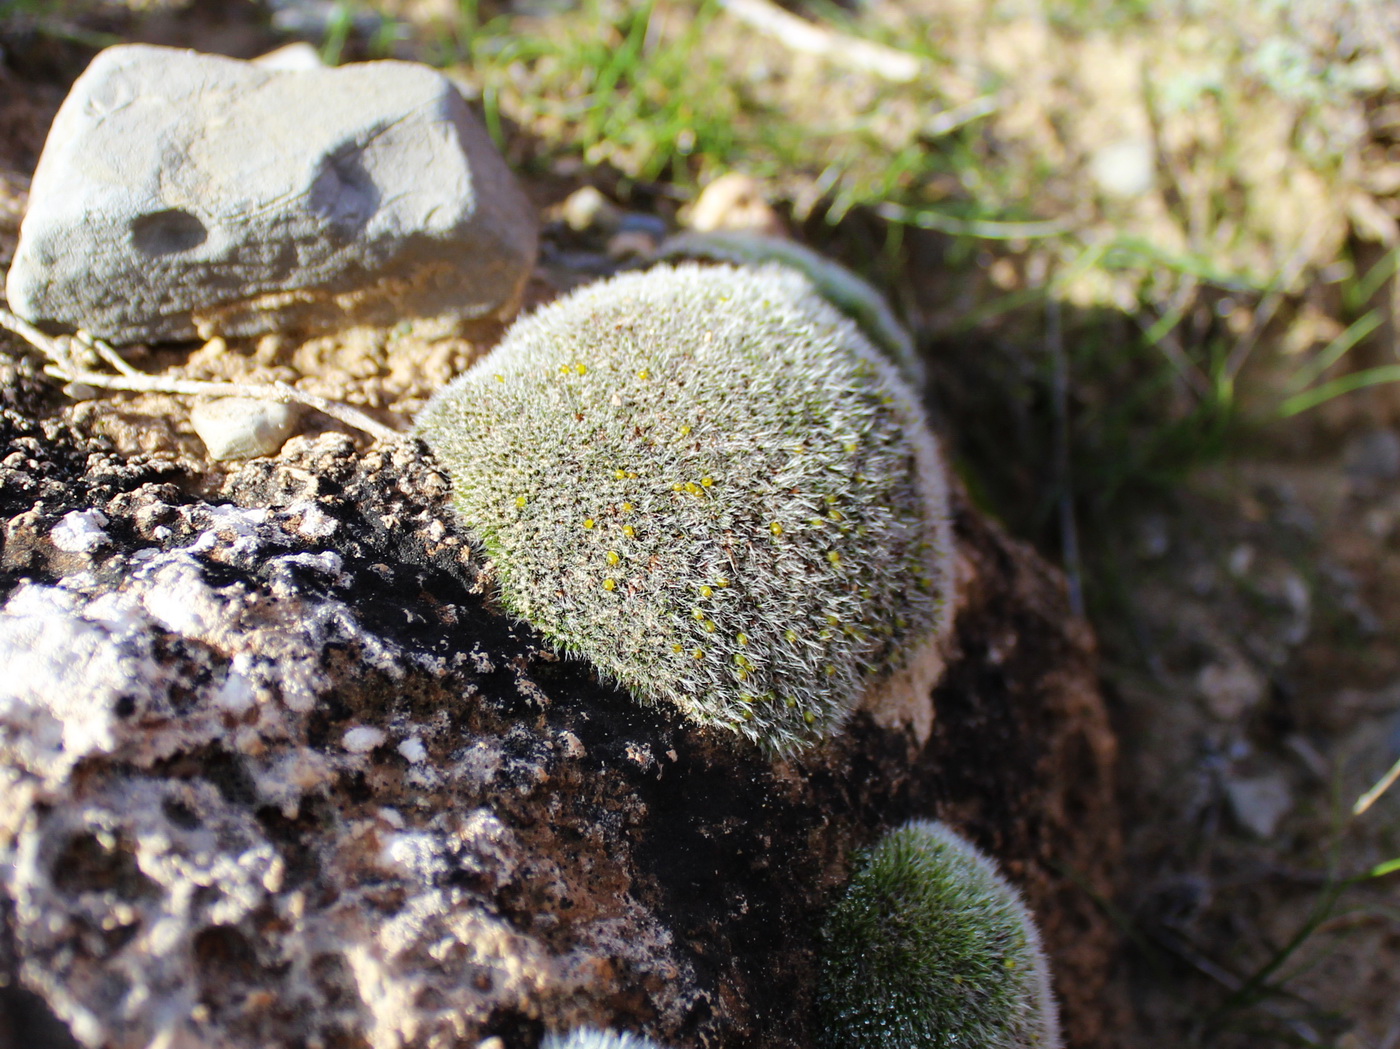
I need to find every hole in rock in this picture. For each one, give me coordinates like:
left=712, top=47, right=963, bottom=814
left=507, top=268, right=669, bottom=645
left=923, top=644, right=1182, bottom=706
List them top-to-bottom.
left=309, top=146, right=380, bottom=234
left=131, top=209, right=207, bottom=256
left=161, top=796, right=202, bottom=830
left=51, top=831, right=160, bottom=900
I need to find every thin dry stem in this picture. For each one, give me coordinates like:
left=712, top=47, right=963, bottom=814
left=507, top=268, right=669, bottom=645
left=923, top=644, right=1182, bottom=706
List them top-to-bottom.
left=719, top=0, right=924, bottom=84
left=0, top=305, right=402, bottom=442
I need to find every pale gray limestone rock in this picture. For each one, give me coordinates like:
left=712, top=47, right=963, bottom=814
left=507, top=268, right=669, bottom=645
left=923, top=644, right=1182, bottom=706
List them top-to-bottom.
left=5, top=45, right=537, bottom=344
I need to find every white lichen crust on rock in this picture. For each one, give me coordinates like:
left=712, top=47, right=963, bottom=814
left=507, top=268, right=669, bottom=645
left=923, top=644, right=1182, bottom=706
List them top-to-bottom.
left=4, top=44, right=537, bottom=344
left=416, top=262, right=954, bottom=755
left=0, top=436, right=703, bottom=1049
left=817, top=820, right=1062, bottom=1049
left=541, top=1028, right=668, bottom=1049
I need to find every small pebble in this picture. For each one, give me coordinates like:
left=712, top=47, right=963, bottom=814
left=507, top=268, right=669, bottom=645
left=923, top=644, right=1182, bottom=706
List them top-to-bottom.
left=252, top=42, right=324, bottom=71
left=1089, top=138, right=1155, bottom=198
left=687, top=172, right=784, bottom=235
left=559, top=185, right=621, bottom=233
left=616, top=211, right=669, bottom=238
left=607, top=230, right=659, bottom=258
left=191, top=397, right=301, bottom=461
left=1344, top=428, right=1400, bottom=482
left=1135, top=513, right=1170, bottom=559
left=1197, top=657, right=1267, bottom=721
left=1224, top=772, right=1292, bottom=838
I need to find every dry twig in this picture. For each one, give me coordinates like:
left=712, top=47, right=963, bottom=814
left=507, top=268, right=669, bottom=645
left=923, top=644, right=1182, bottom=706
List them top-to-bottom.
left=719, top=0, right=925, bottom=84
left=0, top=305, right=402, bottom=443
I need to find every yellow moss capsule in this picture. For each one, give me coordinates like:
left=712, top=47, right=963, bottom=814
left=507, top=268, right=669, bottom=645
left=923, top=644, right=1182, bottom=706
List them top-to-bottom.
left=575, top=363, right=588, bottom=375
left=559, top=364, right=572, bottom=375
left=637, top=368, right=650, bottom=380
left=495, top=374, right=505, bottom=382
left=678, top=424, right=692, bottom=436
left=844, top=441, right=858, bottom=453
left=615, top=469, right=627, bottom=480
left=626, top=471, right=637, bottom=478
left=700, top=477, right=714, bottom=487
left=684, top=481, right=702, bottom=496
left=672, top=483, right=684, bottom=492
left=824, top=494, right=838, bottom=504
left=515, top=496, right=527, bottom=509
left=622, top=503, right=635, bottom=514
left=828, top=509, right=845, bottom=522
left=583, top=518, right=596, bottom=529
left=770, top=522, right=783, bottom=537
left=622, top=524, right=636, bottom=538
left=606, top=550, right=621, bottom=566
left=827, top=551, right=841, bottom=565
left=715, top=577, right=729, bottom=588
left=602, top=578, right=617, bottom=591
left=699, top=585, right=714, bottom=598
left=826, top=613, right=840, bottom=626
left=703, top=619, right=717, bottom=632
left=785, top=629, right=798, bottom=643
left=736, top=632, right=748, bottom=646
left=672, top=643, right=684, bottom=653
left=692, top=648, right=705, bottom=660
left=825, top=664, right=837, bottom=676
left=737, top=669, right=749, bottom=681
left=784, top=696, right=797, bottom=708
left=742, top=709, right=754, bottom=720
left=804, top=711, right=816, bottom=724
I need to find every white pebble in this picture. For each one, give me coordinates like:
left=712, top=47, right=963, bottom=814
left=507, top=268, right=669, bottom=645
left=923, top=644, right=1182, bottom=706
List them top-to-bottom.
left=191, top=398, right=300, bottom=461
left=342, top=726, right=387, bottom=754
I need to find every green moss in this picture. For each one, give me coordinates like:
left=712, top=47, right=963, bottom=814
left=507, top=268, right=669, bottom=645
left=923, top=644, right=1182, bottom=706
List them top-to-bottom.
left=654, top=231, right=924, bottom=388
left=416, top=262, right=952, bottom=755
left=818, top=820, right=1061, bottom=1049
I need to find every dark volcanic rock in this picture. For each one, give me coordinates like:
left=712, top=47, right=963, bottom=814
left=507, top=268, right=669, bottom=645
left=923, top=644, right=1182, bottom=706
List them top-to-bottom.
left=0, top=392, right=1119, bottom=1049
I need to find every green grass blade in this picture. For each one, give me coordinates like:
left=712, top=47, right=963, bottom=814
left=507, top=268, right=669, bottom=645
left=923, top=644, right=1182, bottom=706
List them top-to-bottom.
left=875, top=202, right=1067, bottom=240
left=1346, top=246, right=1400, bottom=312
left=1285, top=309, right=1384, bottom=394
left=1279, top=364, right=1400, bottom=418
left=1366, top=857, right=1400, bottom=879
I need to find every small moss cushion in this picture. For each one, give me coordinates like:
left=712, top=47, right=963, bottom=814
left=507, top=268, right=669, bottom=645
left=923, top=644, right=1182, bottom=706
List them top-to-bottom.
left=416, top=262, right=952, bottom=754
left=818, top=820, right=1061, bottom=1049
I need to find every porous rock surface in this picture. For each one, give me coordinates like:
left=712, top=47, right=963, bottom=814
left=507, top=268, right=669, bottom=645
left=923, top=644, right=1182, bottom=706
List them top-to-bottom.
left=5, top=45, right=537, bottom=344
left=0, top=372, right=1120, bottom=1049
